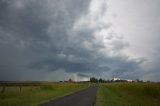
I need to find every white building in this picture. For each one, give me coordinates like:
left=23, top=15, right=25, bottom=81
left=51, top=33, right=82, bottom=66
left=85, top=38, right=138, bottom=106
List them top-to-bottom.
left=112, top=77, right=121, bottom=81
left=112, top=77, right=133, bottom=82
left=126, top=79, right=133, bottom=82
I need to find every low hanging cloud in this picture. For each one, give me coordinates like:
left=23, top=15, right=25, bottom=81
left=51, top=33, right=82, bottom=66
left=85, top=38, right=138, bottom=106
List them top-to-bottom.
left=0, top=0, right=144, bottom=80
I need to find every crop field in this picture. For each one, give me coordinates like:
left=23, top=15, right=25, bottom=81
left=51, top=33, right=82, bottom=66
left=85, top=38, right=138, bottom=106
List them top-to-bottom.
left=0, top=82, right=88, bottom=106
left=96, top=83, right=160, bottom=106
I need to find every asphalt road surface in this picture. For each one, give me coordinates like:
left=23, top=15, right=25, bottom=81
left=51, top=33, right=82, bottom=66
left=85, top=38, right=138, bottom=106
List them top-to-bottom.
left=38, top=85, right=98, bottom=106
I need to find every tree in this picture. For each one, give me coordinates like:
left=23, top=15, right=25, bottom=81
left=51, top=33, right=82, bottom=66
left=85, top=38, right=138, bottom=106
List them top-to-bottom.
left=90, top=77, right=98, bottom=83
left=68, top=78, right=73, bottom=82
left=99, top=78, right=103, bottom=83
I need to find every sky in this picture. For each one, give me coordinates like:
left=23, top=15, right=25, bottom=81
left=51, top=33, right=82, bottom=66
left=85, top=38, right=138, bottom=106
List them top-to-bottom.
left=0, top=0, right=160, bottom=81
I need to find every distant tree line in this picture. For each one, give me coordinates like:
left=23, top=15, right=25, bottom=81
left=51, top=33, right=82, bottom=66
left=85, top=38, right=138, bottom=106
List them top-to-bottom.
left=59, top=77, right=152, bottom=83
left=89, top=77, right=152, bottom=83
left=90, top=77, right=107, bottom=83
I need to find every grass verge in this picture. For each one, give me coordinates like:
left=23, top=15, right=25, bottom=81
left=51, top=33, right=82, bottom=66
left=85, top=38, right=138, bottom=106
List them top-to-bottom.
left=0, top=82, right=88, bottom=106
left=96, top=83, right=160, bottom=106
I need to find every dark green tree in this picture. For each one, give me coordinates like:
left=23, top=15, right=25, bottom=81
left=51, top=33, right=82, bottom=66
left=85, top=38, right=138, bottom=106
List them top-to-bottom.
left=90, top=77, right=98, bottom=83
left=99, top=78, right=103, bottom=83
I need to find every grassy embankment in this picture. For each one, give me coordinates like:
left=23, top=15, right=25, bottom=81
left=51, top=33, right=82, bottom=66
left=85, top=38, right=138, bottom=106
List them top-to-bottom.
left=0, top=82, right=88, bottom=106
left=96, top=83, right=160, bottom=106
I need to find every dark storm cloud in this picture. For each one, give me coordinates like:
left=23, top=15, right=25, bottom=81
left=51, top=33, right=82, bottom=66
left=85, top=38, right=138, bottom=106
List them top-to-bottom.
left=0, top=0, right=144, bottom=80
left=77, top=73, right=90, bottom=78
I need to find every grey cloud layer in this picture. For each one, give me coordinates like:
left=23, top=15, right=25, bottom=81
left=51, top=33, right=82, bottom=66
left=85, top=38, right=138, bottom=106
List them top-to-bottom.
left=0, top=0, right=143, bottom=80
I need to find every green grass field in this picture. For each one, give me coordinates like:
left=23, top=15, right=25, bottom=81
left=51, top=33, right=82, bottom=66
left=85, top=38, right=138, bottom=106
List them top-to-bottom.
left=0, top=82, right=88, bottom=106
left=1, top=82, right=160, bottom=106
left=96, top=83, right=160, bottom=106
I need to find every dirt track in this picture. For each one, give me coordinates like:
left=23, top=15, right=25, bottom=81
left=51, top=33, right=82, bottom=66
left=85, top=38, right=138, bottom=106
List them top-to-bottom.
left=38, top=86, right=98, bottom=106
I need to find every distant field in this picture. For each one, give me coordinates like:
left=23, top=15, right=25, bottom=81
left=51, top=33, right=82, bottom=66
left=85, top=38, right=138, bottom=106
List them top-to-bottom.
left=0, top=82, right=88, bottom=106
left=96, top=83, right=160, bottom=106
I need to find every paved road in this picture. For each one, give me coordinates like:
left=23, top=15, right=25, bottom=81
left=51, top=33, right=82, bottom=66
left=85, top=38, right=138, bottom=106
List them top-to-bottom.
left=38, top=86, right=98, bottom=106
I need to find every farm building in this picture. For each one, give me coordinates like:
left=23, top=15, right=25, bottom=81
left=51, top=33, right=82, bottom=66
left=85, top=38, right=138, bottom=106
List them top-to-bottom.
left=111, top=77, right=133, bottom=82
left=112, top=77, right=121, bottom=81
